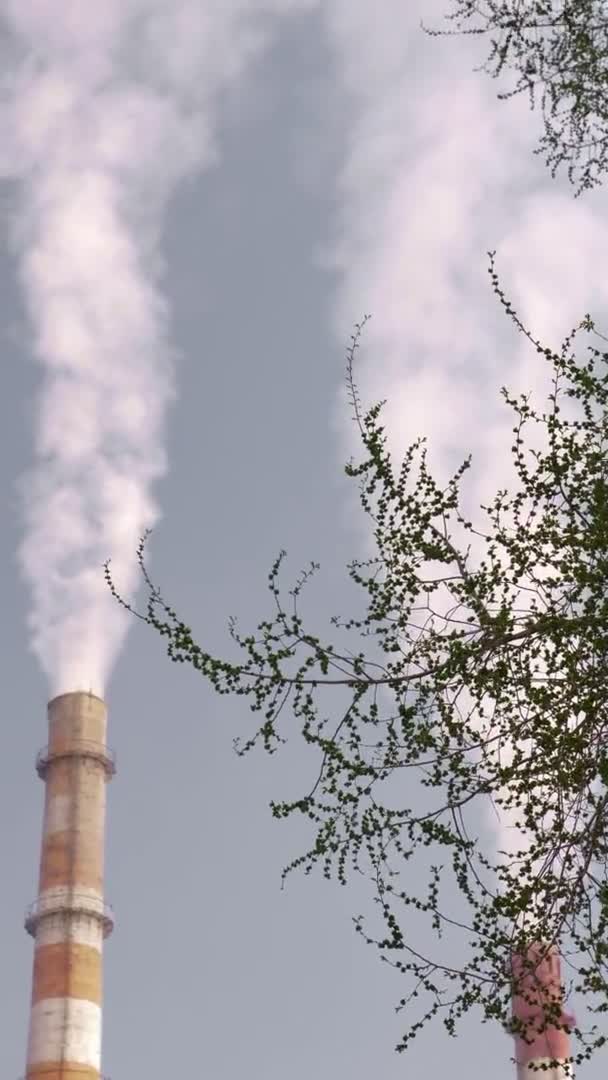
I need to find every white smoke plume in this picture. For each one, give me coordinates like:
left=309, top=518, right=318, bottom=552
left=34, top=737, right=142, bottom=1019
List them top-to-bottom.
left=3, top=0, right=313, bottom=697
left=318, top=0, right=608, bottom=872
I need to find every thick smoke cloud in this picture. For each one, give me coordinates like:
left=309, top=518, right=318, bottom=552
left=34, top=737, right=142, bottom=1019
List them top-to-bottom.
left=3, top=0, right=314, bottom=696
left=318, top=0, right=608, bottom=865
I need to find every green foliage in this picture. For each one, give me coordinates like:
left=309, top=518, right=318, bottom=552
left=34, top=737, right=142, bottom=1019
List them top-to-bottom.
left=421, top=0, right=608, bottom=197
left=105, top=253, right=608, bottom=1069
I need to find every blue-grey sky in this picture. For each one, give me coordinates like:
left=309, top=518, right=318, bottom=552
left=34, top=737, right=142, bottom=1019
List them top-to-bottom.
left=1, top=2, right=607, bottom=1077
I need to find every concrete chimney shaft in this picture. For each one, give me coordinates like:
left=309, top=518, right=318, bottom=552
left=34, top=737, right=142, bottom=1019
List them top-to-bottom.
left=24, top=692, right=115, bottom=1080
left=511, top=942, right=575, bottom=1080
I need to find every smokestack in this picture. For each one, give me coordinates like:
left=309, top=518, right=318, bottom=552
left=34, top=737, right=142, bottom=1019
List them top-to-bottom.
left=23, top=692, right=115, bottom=1080
left=511, top=942, right=575, bottom=1080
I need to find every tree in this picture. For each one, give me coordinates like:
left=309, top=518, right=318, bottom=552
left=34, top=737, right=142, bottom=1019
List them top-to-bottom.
left=421, top=1, right=608, bottom=198
left=106, top=253, right=608, bottom=1070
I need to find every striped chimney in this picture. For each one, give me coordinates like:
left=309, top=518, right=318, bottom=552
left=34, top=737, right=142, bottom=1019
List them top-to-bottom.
left=23, top=692, right=115, bottom=1080
left=511, top=942, right=575, bottom=1080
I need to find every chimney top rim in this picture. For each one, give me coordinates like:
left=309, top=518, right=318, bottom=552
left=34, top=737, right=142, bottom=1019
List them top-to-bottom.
left=47, top=690, right=106, bottom=708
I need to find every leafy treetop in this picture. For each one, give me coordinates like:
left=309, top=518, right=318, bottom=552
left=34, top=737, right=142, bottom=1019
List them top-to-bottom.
left=422, top=0, right=608, bottom=197
left=106, top=251, right=608, bottom=1071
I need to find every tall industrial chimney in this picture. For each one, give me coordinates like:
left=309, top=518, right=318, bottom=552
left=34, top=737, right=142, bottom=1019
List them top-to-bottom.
left=23, top=692, right=115, bottom=1080
left=511, top=942, right=575, bottom=1080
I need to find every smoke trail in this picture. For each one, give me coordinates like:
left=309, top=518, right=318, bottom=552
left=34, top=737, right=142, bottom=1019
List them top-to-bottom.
left=3, top=0, right=313, bottom=697
left=318, top=0, right=608, bottom=880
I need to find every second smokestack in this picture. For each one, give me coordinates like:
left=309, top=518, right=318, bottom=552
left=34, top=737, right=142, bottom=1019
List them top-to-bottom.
left=511, top=942, right=575, bottom=1080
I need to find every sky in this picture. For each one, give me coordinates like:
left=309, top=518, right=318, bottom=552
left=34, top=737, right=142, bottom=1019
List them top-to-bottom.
left=1, top=1, right=608, bottom=1077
